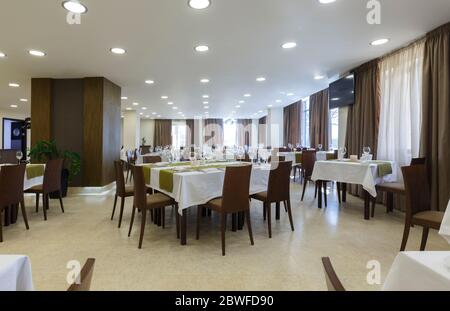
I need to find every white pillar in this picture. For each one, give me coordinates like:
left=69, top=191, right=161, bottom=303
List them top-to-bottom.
left=266, top=107, right=283, bottom=148
left=122, top=110, right=140, bottom=150
left=194, top=118, right=203, bottom=148
left=251, top=119, right=259, bottom=148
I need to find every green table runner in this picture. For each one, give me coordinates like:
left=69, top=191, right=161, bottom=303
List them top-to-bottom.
left=295, top=153, right=302, bottom=164
left=370, top=161, right=393, bottom=177
left=26, top=164, right=45, bottom=179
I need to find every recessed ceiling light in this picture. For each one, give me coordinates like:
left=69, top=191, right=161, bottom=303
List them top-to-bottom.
left=188, top=0, right=211, bottom=10
left=318, top=0, right=337, bottom=4
left=62, top=1, right=88, bottom=14
left=370, top=38, right=389, bottom=46
left=281, top=42, right=297, bottom=49
left=195, top=45, right=209, bottom=52
left=110, top=47, right=126, bottom=55
left=29, top=50, right=46, bottom=57
left=0, top=52, right=6, bottom=58
left=314, top=75, right=325, bottom=80
left=256, top=77, right=266, bottom=82
left=200, top=78, right=210, bottom=83
left=145, top=80, right=154, bottom=84
left=8, top=83, right=20, bottom=88
left=287, top=93, right=294, bottom=96
left=244, top=94, right=251, bottom=97
left=202, top=95, right=209, bottom=98
left=121, top=96, right=128, bottom=100
left=161, top=96, right=169, bottom=99
left=331, top=97, right=340, bottom=101
left=19, top=98, right=28, bottom=102
left=275, top=99, right=282, bottom=103
left=239, top=100, right=245, bottom=104
left=203, top=101, right=209, bottom=104
left=132, top=102, right=139, bottom=106
left=167, top=102, right=174, bottom=105
left=10, top=104, right=18, bottom=108
left=235, top=105, right=241, bottom=108
left=268, top=105, right=273, bottom=108
left=204, top=106, right=209, bottom=109
left=126, top=107, right=132, bottom=110
left=142, top=107, right=147, bottom=110
left=173, top=107, right=178, bottom=110
left=258, top=110, right=263, bottom=113
left=139, top=112, right=143, bottom=116
left=152, top=112, right=157, bottom=115
left=178, top=112, right=183, bottom=114
left=121, top=115, right=124, bottom=118
left=145, top=115, right=150, bottom=118
left=157, top=115, right=161, bottom=118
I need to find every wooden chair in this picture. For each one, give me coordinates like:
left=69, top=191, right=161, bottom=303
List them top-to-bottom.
left=140, top=145, right=152, bottom=155
left=126, top=149, right=138, bottom=183
left=301, top=150, right=328, bottom=206
left=292, top=154, right=303, bottom=183
left=142, top=155, right=162, bottom=164
left=372, top=158, right=427, bottom=217
left=25, top=159, right=64, bottom=221
left=111, top=161, right=134, bottom=228
left=251, top=161, right=294, bottom=238
left=0, top=164, right=29, bottom=242
left=197, top=164, right=254, bottom=256
left=400, top=164, right=444, bottom=251
left=128, top=166, right=177, bottom=249
left=321, top=257, right=346, bottom=291
left=67, top=258, right=96, bottom=291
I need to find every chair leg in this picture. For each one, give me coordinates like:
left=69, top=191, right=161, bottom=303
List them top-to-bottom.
left=293, top=167, right=297, bottom=182
left=301, top=180, right=307, bottom=201
left=314, top=182, right=318, bottom=199
left=323, top=182, right=327, bottom=207
left=337, top=182, right=342, bottom=204
left=58, top=191, right=64, bottom=213
left=35, top=193, right=39, bottom=213
left=43, top=194, right=48, bottom=221
left=111, top=194, right=118, bottom=220
left=117, top=197, right=125, bottom=228
left=371, top=197, right=376, bottom=218
left=286, top=199, right=294, bottom=231
left=20, top=200, right=29, bottom=230
left=283, top=200, right=287, bottom=212
left=267, top=202, right=272, bottom=238
left=263, top=203, right=266, bottom=221
left=128, top=205, right=136, bottom=237
left=196, top=205, right=202, bottom=240
left=161, top=207, right=165, bottom=229
left=176, top=208, right=180, bottom=239
left=0, top=209, right=3, bottom=242
left=138, top=209, right=147, bottom=249
left=246, top=210, right=254, bottom=245
left=221, top=213, right=227, bottom=256
left=400, top=219, right=411, bottom=251
left=420, top=227, right=429, bottom=251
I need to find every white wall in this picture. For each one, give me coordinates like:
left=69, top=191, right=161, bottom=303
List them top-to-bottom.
left=266, top=107, right=283, bottom=148
left=0, top=109, right=31, bottom=150
left=122, top=110, right=140, bottom=150
left=140, top=119, right=155, bottom=146
left=251, top=119, right=258, bottom=148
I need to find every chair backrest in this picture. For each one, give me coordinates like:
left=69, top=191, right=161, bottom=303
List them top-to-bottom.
left=140, top=145, right=152, bottom=155
left=302, top=150, right=317, bottom=178
left=143, top=156, right=162, bottom=164
left=410, top=157, right=426, bottom=165
left=43, top=159, right=63, bottom=194
left=114, top=161, right=126, bottom=195
left=267, top=161, right=292, bottom=202
left=0, top=164, right=26, bottom=206
left=221, top=164, right=252, bottom=213
left=401, top=164, right=431, bottom=217
left=132, top=165, right=147, bottom=211
left=321, top=257, right=345, bottom=291
left=67, top=258, right=96, bottom=291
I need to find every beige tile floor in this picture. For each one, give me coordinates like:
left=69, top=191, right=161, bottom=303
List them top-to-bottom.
left=0, top=182, right=448, bottom=291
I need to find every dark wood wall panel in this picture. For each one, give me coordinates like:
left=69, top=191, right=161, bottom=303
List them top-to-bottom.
left=31, top=78, right=52, bottom=147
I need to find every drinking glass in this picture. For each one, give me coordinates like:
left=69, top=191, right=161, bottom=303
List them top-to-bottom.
left=318, top=144, right=323, bottom=151
left=363, top=146, right=371, bottom=155
left=339, top=147, right=347, bottom=160
left=16, top=151, right=23, bottom=164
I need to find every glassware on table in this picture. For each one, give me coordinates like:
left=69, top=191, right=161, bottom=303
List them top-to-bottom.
left=317, top=144, right=323, bottom=151
left=363, top=146, right=371, bottom=155
left=339, top=147, right=347, bottom=160
left=16, top=151, right=23, bottom=164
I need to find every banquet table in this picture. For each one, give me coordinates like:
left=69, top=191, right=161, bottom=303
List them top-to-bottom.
left=136, top=152, right=169, bottom=164
left=278, top=152, right=302, bottom=165
left=311, top=159, right=397, bottom=220
left=142, top=161, right=271, bottom=245
left=1, top=164, right=45, bottom=226
left=439, top=200, right=450, bottom=244
left=382, top=252, right=450, bottom=291
left=0, top=255, right=34, bottom=291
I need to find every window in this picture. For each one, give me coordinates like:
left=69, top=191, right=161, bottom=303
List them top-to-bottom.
left=301, top=98, right=310, bottom=147
left=329, top=108, right=339, bottom=150
left=223, top=118, right=237, bottom=147
left=172, top=121, right=186, bottom=149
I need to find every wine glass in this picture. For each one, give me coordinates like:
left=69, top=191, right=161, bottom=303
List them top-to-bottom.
left=317, top=144, right=323, bottom=151
left=363, top=146, right=371, bottom=156
left=339, top=147, right=347, bottom=160
left=16, top=151, right=23, bottom=164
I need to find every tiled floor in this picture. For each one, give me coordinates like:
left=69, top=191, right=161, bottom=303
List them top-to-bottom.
left=0, top=182, right=448, bottom=291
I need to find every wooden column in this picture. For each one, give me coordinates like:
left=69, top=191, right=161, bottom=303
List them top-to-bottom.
left=31, top=78, right=52, bottom=146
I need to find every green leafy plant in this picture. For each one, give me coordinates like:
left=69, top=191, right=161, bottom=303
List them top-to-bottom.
left=28, top=140, right=81, bottom=181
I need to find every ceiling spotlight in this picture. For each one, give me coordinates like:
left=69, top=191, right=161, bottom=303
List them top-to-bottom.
left=188, top=0, right=211, bottom=10
left=318, top=0, right=337, bottom=4
left=62, top=1, right=88, bottom=14
left=370, top=38, right=390, bottom=46
left=281, top=42, right=297, bottom=49
left=195, top=45, right=209, bottom=52
left=110, top=47, right=126, bottom=54
left=29, top=50, right=46, bottom=57
left=0, top=52, right=6, bottom=58
left=314, top=75, right=325, bottom=80
left=256, top=77, right=266, bottom=82
left=200, top=78, right=210, bottom=83
left=145, top=80, right=154, bottom=84
left=8, top=83, right=20, bottom=87
left=286, top=93, right=294, bottom=96
left=244, top=94, right=251, bottom=97
left=202, top=95, right=209, bottom=98
left=121, top=96, right=128, bottom=100
left=161, top=96, right=169, bottom=99
left=331, top=97, right=340, bottom=101
left=20, top=98, right=28, bottom=102
left=275, top=99, right=282, bottom=103
left=239, top=100, right=245, bottom=104
left=203, top=101, right=209, bottom=104
left=132, top=102, right=139, bottom=106
left=167, top=102, right=174, bottom=105
left=10, top=104, right=18, bottom=108
left=235, top=105, right=241, bottom=108
left=268, top=105, right=273, bottom=108
left=204, top=106, right=209, bottom=109
left=126, top=107, right=132, bottom=111
left=142, top=107, right=147, bottom=110
left=173, top=107, right=178, bottom=110
left=258, top=110, right=263, bottom=113
left=139, top=112, right=143, bottom=116
left=152, top=112, right=157, bottom=115
left=157, top=115, right=161, bottom=118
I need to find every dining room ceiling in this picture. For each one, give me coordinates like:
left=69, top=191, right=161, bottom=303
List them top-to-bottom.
left=1, top=0, right=450, bottom=119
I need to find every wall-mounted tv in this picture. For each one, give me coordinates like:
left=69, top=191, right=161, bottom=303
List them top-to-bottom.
left=329, top=74, right=355, bottom=109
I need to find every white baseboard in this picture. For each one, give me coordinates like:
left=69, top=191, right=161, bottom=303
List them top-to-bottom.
left=67, top=182, right=116, bottom=196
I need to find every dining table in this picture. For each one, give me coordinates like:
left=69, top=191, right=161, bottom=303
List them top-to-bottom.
left=311, top=159, right=397, bottom=220
left=141, top=161, right=271, bottom=245
left=438, top=199, right=450, bottom=244
left=382, top=251, right=450, bottom=291
left=0, top=255, right=34, bottom=291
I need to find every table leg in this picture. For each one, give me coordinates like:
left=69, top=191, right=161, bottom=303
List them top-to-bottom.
left=317, top=180, right=323, bottom=209
left=342, top=183, right=347, bottom=203
left=364, top=190, right=370, bottom=220
left=386, top=192, right=394, bottom=213
left=275, top=202, right=280, bottom=220
left=180, top=209, right=187, bottom=245
left=237, top=212, right=244, bottom=230
left=232, top=213, right=237, bottom=232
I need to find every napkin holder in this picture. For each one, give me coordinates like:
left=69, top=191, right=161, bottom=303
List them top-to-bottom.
left=349, top=155, right=359, bottom=162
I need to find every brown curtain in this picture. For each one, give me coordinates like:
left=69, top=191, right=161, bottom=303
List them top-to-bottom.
left=420, top=23, right=450, bottom=211
left=345, top=60, right=381, bottom=196
left=309, top=89, right=329, bottom=150
left=283, top=101, right=301, bottom=147
left=258, top=117, right=267, bottom=146
left=154, top=119, right=172, bottom=147
left=185, top=119, right=194, bottom=147
left=204, top=119, right=224, bottom=146
left=237, top=119, right=252, bottom=146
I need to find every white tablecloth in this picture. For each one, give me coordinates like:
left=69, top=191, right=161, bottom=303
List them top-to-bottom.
left=278, top=152, right=301, bottom=165
left=311, top=160, right=397, bottom=197
left=147, top=163, right=270, bottom=212
left=0, top=164, right=44, bottom=190
left=439, top=200, right=450, bottom=244
left=382, top=252, right=450, bottom=291
left=0, top=255, right=34, bottom=291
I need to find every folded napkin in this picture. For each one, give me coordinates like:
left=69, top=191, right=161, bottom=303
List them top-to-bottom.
left=295, top=153, right=302, bottom=164
left=26, top=164, right=45, bottom=179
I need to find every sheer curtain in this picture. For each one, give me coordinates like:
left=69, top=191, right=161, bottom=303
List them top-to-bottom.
left=377, top=40, right=425, bottom=177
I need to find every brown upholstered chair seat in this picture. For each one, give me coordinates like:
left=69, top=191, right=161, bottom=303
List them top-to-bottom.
left=376, top=182, right=405, bottom=194
left=27, top=184, right=43, bottom=192
left=124, top=185, right=134, bottom=196
left=251, top=191, right=267, bottom=201
left=145, top=193, right=175, bottom=209
left=207, top=198, right=223, bottom=211
left=413, top=211, right=444, bottom=229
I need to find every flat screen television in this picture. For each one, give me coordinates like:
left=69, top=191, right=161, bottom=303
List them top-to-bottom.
left=329, top=74, right=355, bottom=109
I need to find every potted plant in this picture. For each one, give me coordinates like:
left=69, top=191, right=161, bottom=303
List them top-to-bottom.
left=28, top=140, right=81, bottom=197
